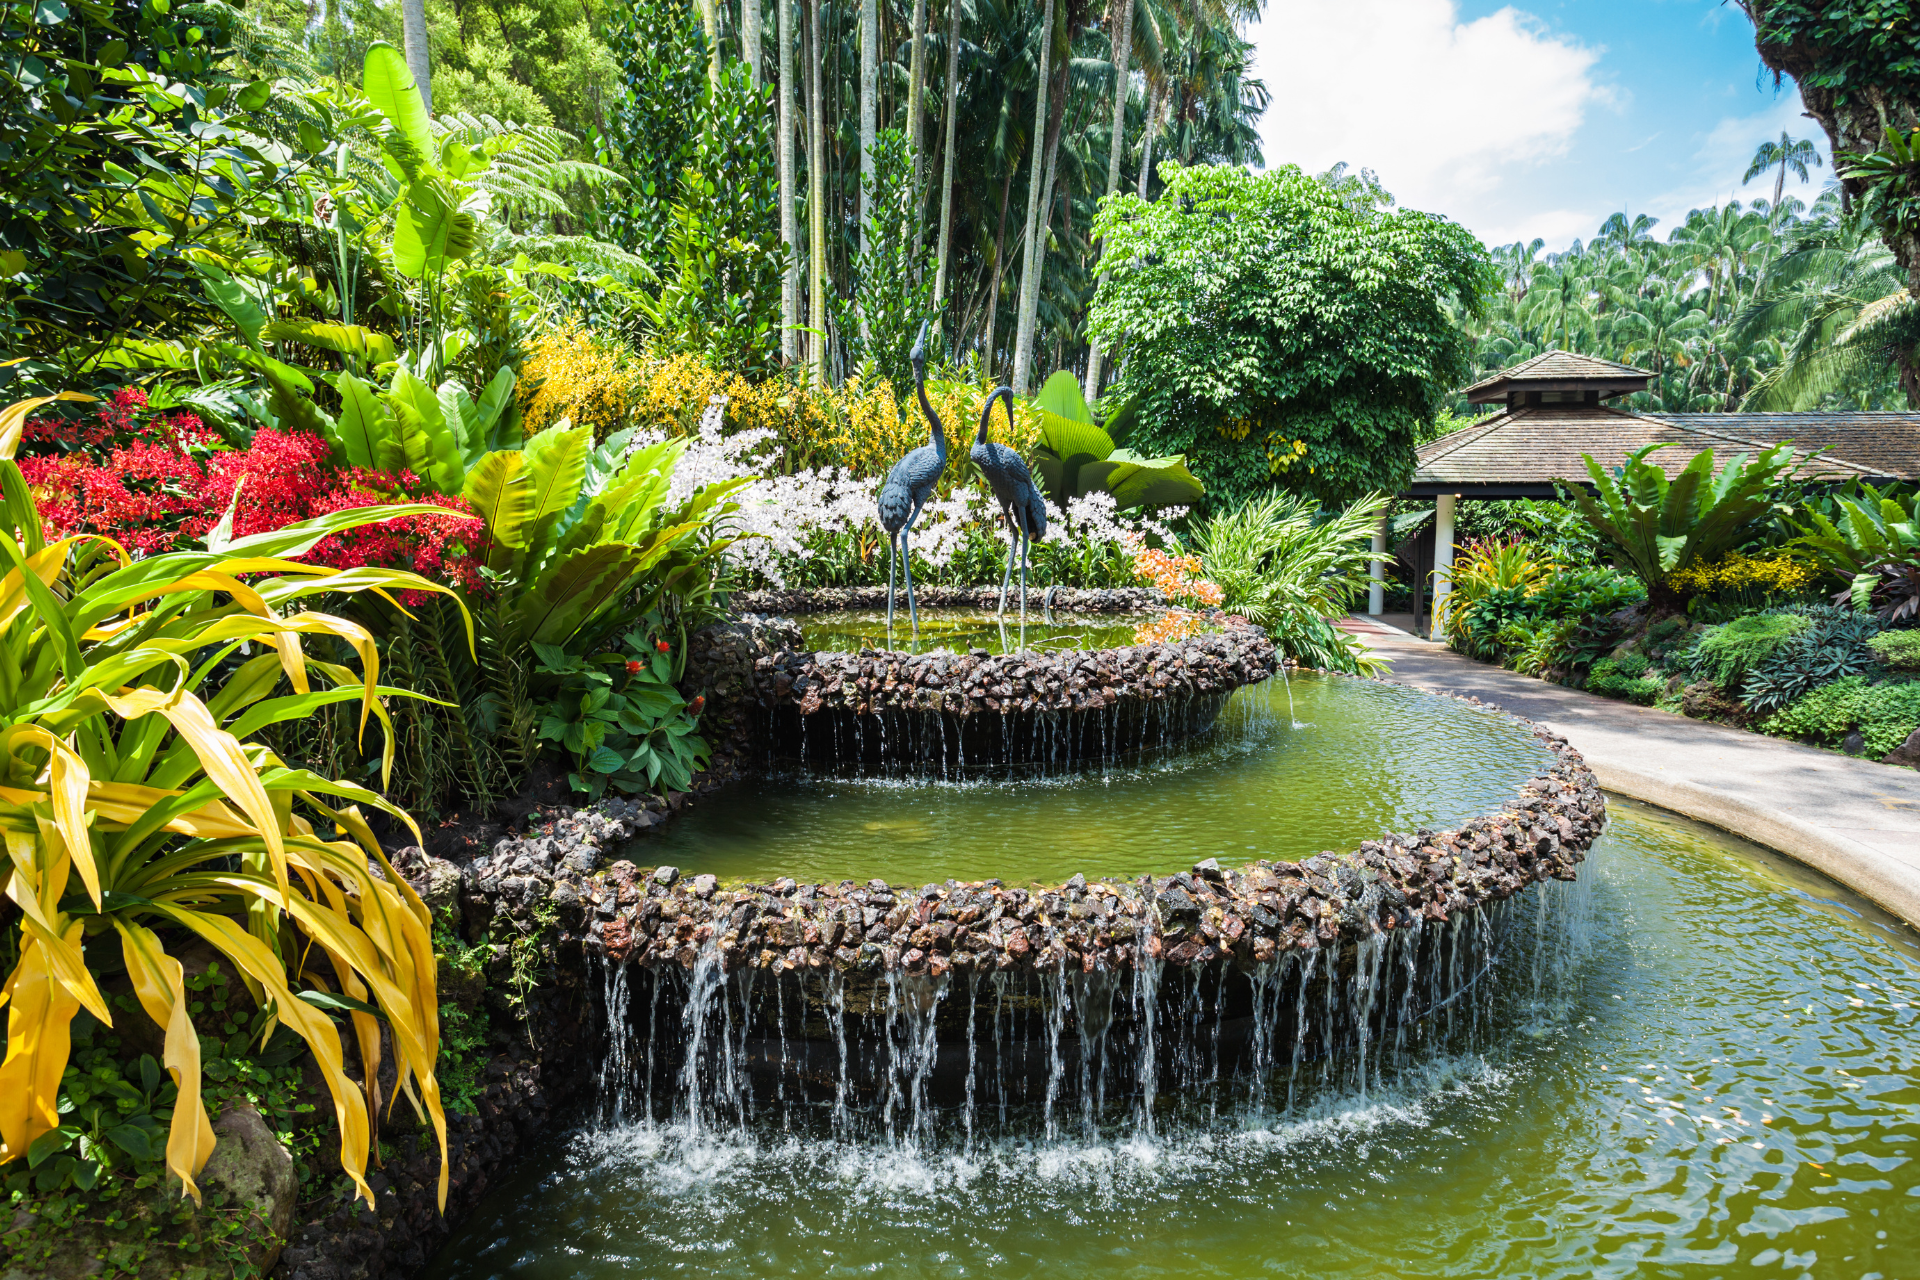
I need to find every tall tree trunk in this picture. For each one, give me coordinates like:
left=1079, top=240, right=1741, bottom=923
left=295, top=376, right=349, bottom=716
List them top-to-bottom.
left=402, top=0, right=432, bottom=111
left=698, top=0, right=721, bottom=87
left=744, top=0, right=762, bottom=86
left=779, top=0, right=798, bottom=364
left=809, top=0, right=829, bottom=386
left=859, top=0, right=878, bottom=256
left=907, top=0, right=929, bottom=261
left=933, top=0, right=963, bottom=310
left=1009, top=0, right=1056, bottom=395
left=1084, top=0, right=1133, bottom=394
left=1136, top=78, right=1163, bottom=198
left=1017, top=98, right=1065, bottom=385
left=982, top=156, right=1018, bottom=377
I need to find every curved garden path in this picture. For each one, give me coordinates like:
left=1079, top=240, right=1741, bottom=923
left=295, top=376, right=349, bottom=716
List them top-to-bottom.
left=1340, top=615, right=1920, bottom=929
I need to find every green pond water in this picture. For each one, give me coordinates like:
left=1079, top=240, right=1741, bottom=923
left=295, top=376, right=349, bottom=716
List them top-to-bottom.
left=798, top=608, right=1153, bottom=656
left=640, top=674, right=1560, bottom=886
left=421, top=677, right=1920, bottom=1279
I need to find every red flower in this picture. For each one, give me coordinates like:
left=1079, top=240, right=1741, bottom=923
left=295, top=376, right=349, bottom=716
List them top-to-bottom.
left=19, top=410, right=481, bottom=589
left=655, top=640, right=670, bottom=653
left=625, top=660, right=642, bottom=674
left=689, top=695, right=705, bottom=714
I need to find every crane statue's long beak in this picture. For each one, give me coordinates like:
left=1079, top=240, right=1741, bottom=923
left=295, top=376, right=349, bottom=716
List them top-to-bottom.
left=911, top=319, right=929, bottom=378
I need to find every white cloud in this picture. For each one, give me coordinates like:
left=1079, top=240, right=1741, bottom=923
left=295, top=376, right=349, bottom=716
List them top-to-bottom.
left=1248, top=1, right=1605, bottom=228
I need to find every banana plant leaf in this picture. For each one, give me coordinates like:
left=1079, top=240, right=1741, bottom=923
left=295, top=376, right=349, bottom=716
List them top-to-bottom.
left=362, top=42, right=433, bottom=182
left=392, top=178, right=477, bottom=282
left=262, top=320, right=397, bottom=369
left=1028, top=370, right=1203, bottom=510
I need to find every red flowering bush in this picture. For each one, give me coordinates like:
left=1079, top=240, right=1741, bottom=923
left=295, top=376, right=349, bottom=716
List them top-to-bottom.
left=21, top=386, right=214, bottom=459
left=21, top=390, right=481, bottom=588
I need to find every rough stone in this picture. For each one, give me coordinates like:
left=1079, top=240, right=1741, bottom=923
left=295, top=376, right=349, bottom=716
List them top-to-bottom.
left=1884, top=727, right=1920, bottom=769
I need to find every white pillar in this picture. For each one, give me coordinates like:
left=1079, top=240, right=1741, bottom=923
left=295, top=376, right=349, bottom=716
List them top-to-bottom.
left=1433, top=493, right=1457, bottom=623
left=1368, top=516, right=1386, bottom=615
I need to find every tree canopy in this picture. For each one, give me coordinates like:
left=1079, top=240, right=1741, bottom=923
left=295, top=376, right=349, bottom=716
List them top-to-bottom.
left=1088, top=163, right=1491, bottom=510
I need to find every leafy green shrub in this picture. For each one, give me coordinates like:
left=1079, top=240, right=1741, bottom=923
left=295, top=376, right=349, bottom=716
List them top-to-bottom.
left=1565, top=441, right=1800, bottom=611
left=1685, top=612, right=1811, bottom=684
left=535, top=628, right=711, bottom=798
left=1869, top=630, right=1920, bottom=671
left=1587, top=655, right=1663, bottom=704
left=1761, top=677, right=1920, bottom=757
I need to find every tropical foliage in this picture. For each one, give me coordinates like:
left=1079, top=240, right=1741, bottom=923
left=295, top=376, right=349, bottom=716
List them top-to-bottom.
left=1090, top=163, right=1492, bottom=510
left=1465, top=191, right=1916, bottom=414
left=1029, top=370, right=1203, bottom=511
left=0, top=395, right=455, bottom=1209
left=1564, top=441, right=1802, bottom=611
left=1190, top=491, right=1391, bottom=675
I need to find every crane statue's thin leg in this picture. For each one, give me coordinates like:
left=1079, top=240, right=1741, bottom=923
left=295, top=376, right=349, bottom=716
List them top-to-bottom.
left=902, top=511, right=921, bottom=635
left=997, top=523, right=1017, bottom=618
left=1019, top=527, right=1030, bottom=628
left=886, top=533, right=897, bottom=632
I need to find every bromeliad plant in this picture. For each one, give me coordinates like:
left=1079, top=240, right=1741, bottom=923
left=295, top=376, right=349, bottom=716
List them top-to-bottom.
left=0, top=396, right=456, bottom=1211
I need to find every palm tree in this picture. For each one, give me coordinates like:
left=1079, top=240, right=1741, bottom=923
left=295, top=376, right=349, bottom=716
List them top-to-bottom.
left=779, top=0, right=798, bottom=364
left=859, top=0, right=878, bottom=260
left=932, top=0, right=965, bottom=309
left=1009, top=0, right=1058, bottom=394
left=1083, top=0, right=1136, bottom=394
left=1744, top=133, right=1822, bottom=224
left=1736, top=201, right=1915, bottom=408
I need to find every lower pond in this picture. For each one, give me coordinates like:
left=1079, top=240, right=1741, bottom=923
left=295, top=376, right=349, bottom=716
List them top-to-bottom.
left=424, top=674, right=1920, bottom=1278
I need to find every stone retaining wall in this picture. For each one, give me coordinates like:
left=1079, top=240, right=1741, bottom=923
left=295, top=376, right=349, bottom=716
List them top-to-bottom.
left=744, top=614, right=1276, bottom=719
left=564, top=721, right=1599, bottom=979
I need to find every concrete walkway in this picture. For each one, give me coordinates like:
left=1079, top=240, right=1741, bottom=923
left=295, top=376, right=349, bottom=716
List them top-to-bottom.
left=1339, top=614, right=1920, bottom=928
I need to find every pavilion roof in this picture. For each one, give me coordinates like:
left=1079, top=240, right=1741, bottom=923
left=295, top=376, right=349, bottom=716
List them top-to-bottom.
left=1460, top=351, right=1652, bottom=404
left=1407, top=403, right=1920, bottom=498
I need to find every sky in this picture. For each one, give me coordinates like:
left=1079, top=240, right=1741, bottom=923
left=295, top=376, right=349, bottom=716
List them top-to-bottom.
left=1244, top=0, right=1834, bottom=252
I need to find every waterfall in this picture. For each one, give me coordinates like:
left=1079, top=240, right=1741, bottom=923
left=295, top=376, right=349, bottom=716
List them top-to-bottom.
left=588, top=866, right=1595, bottom=1150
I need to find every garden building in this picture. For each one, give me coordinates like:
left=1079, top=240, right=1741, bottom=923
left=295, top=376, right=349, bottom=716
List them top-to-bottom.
left=1376, top=351, right=1920, bottom=618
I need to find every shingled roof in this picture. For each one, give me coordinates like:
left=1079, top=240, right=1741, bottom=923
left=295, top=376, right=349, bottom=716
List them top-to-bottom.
left=1461, top=352, right=1652, bottom=405
left=1408, top=403, right=1916, bottom=497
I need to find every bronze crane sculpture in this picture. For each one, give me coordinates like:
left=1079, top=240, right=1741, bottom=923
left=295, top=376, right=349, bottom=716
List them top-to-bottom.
left=876, top=321, right=947, bottom=632
left=972, top=385, right=1047, bottom=622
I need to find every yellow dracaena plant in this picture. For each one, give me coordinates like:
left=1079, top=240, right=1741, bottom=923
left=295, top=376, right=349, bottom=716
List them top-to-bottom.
left=0, top=398, right=465, bottom=1211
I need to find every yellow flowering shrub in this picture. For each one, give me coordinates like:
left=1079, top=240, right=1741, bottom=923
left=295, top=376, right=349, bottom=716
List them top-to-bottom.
left=518, top=320, right=643, bottom=437
left=516, top=323, right=1045, bottom=481
left=626, top=351, right=1040, bottom=483
left=1669, top=551, right=1816, bottom=598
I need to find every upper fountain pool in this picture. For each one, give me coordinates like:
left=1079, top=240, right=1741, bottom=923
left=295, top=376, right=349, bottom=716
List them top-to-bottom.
left=798, top=607, right=1163, bottom=656
left=634, top=672, right=1556, bottom=885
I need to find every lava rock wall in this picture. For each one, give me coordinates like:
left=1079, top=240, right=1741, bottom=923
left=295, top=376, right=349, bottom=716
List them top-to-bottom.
left=744, top=617, right=1276, bottom=718
left=566, top=722, right=1600, bottom=981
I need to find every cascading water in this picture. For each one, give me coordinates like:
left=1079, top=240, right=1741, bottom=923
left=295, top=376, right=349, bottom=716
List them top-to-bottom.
left=589, top=870, right=1594, bottom=1149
